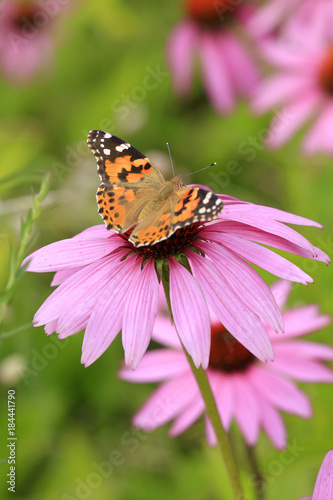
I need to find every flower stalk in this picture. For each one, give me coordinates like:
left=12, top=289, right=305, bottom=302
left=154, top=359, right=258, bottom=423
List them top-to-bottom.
left=0, top=172, right=52, bottom=326
left=160, top=260, right=244, bottom=500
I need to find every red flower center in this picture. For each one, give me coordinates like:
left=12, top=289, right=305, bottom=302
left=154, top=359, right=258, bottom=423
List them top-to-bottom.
left=185, top=0, right=239, bottom=26
left=318, top=45, right=333, bottom=95
left=209, top=323, right=254, bottom=372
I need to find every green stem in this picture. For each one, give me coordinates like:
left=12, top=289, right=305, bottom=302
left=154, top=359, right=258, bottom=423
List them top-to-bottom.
left=0, top=172, right=53, bottom=325
left=160, top=260, right=244, bottom=500
left=185, top=350, right=244, bottom=500
left=245, top=444, right=265, bottom=500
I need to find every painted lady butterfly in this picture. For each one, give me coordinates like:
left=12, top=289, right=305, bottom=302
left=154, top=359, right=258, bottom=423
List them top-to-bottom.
left=87, top=130, right=223, bottom=247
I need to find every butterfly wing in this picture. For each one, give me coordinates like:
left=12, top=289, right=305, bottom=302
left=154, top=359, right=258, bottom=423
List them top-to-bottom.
left=87, top=130, right=166, bottom=233
left=129, top=187, right=223, bottom=247
left=170, top=187, right=223, bottom=232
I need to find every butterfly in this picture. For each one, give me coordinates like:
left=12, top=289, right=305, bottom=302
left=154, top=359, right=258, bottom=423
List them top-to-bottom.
left=87, top=130, right=223, bottom=247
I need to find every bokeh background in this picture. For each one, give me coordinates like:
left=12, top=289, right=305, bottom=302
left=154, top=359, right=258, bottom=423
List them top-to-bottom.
left=0, top=1, right=332, bottom=499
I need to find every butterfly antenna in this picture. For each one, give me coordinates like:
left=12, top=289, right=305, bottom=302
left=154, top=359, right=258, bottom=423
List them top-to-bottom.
left=166, top=142, right=175, bottom=177
left=183, top=162, right=217, bottom=179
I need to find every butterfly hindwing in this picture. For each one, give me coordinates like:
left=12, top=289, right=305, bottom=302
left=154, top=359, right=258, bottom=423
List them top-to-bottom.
left=171, top=187, right=223, bottom=231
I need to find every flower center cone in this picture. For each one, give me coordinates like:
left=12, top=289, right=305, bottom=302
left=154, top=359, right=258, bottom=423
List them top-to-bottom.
left=185, top=0, right=239, bottom=26
left=318, top=45, right=333, bottom=95
left=209, top=323, right=254, bottom=372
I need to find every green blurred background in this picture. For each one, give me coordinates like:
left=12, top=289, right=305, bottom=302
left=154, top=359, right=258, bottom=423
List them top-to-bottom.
left=0, top=1, right=332, bottom=499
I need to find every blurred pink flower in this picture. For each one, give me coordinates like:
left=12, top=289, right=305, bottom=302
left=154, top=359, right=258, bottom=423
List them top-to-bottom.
left=0, top=0, right=63, bottom=83
left=166, top=0, right=260, bottom=113
left=248, top=0, right=333, bottom=37
left=252, top=27, right=333, bottom=155
left=24, top=195, right=329, bottom=370
left=119, top=281, right=333, bottom=449
left=296, top=449, right=333, bottom=500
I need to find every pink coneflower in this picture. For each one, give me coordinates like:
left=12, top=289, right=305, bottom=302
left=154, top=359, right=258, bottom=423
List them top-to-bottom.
left=0, top=0, right=60, bottom=83
left=166, top=0, right=260, bottom=113
left=248, top=0, right=333, bottom=38
left=252, top=27, right=333, bottom=154
left=24, top=194, right=329, bottom=370
left=119, top=280, right=333, bottom=449
left=296, top=449, right=333, bottom=500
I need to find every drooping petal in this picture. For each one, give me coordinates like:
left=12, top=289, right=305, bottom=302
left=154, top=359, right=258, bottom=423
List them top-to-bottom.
left=166, top=20, right=197, bottom=95
left=198, top=30, right=234, bottom=113
left=218, top=31, right=259, bottom=97
left=253, top=75, right=313, bottom=113
left=266, top=93, right=320, bottom=149
left=303, top=102, right=333, bottom=155
left=219, top=205, right=322, bottom=253
left=201, top=228, right=313, bottom=284
left=24, top=233, right=122, bottom=272
left=196, top=240, right=284, bottom=332
left=187, top=250, right=274, bottom=362
left=33, top=255, right=116, bottom=330
left=81, top=255, right=138, bottom=367
left=168, top=258, right=211, bottom=369
left=122, top=259, right=159, bottom=369
left=269, top=280, right=292, bottom=310
left=279, top=306, right=331, bottom=338
left=152, top=314, right=182, bottom=349
left=118, top=349, right=187, bottom=383
left=270, top=354, right=333, bottom=383
left=248, top=366, right=312, bottom=417
left=209, top=371, right=234, bottom=430
left=132, top=373, right=197, bottom=431
left=231, top=373, right=260, bottom=445
left=170, top=396, right=205, bottom=437
left=258, top=399, right=286, bottom=450
left=205, top=415, right=217, bottom=447
left=312, top=449, right=333, bottom=500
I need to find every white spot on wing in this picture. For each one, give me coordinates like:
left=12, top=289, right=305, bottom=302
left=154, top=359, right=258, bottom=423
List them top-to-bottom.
left=103, top=148, right=111, bottom=155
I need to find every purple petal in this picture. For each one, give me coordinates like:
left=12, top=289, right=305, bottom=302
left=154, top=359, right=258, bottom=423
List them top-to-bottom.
left=166, top=20, right=197, bottom=95
left=198, top=31, right=234, bottom=113
left=218, top=31, right=259, bottom=97
left=253, top=75, right=312, bottom=113
left=266, top=93, right=320, bottom=149
left=303, top=102, right=333, bottom=155
left=220, top=200, right=324, bottom=228
left=220, top=206, right=322, bottom=251
left=202, top=220, right=328, bottom=265
left=202, top=228, right=313, bottom=284
left=24, top=233, right=122, bottom=272
left=197, top=240, right=284, bottom=332
left=187, top=250, right=274, bottom=362
left=33, top=255, right=116, bottom=330
left=81, top=255, right=138, bottom=366
left=168, top=258, right=211, bottom=369
left=122, top=260, right=159, bottom=369
left=50, top=267, right=83, bottom=286
left=269, top=280, right=292, bottom=310
left=280, top=306, right=331, bottom=338
left=152, top=314, right=182, bottom=349
left=273, top=341, right=333, bottom=361
left=118, top=349, right=187, bottom=383
left=270, top=354, right=333, bottom=383
left=249, top=366, right=312, bottom=417
left=209, top=371, right=234, bottom=429
left=132, top=373, right=197, bottom=431
left=232, top=374, right=260, bottom=445
left=169, top=397, right=205, bottom=437
left=259, top=399, right=286, bottom=450
left=205, top=415, right=217, bottom=447
left=313, top=450, right=333, bottom=500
